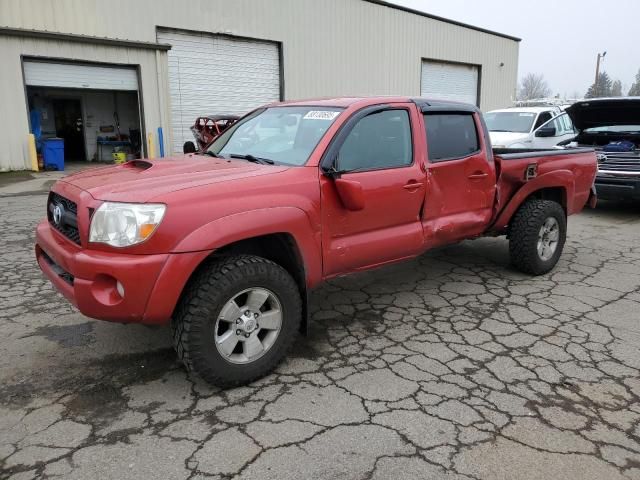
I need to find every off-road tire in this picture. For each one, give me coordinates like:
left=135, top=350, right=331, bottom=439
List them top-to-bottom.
left=509, top=199, right=566, bottom=275
left=172, top=255, right=301, bottom=387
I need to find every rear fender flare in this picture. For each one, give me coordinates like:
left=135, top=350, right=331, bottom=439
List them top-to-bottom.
left=492, top=170, right=574, bottom=231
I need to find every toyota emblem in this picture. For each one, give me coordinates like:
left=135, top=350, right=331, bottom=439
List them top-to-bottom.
left=53, top=204, right=64, bottom=225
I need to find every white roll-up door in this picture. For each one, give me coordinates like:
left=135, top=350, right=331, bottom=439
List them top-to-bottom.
left=157, top=29, right=281, bottom=153
left=421, top=60, right=479, bottom=105
left=23, top=61, right=138, bottom=91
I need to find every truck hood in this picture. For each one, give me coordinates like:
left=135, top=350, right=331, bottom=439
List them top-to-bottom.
left=566, top=97, right=640, bottom=131
left=489, top=131, right=529, bottom=147
left=60, top=156, right=289, bottom=202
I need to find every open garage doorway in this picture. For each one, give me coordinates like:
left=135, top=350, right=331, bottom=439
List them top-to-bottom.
left=24, top=60, right=144, bottom=165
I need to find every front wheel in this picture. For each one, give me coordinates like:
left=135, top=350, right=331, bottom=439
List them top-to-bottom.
left=509, top=199, right=567, bottom=275
left=172, top=255, right=302, bottom=387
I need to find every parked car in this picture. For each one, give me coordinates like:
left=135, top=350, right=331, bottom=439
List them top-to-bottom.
left=36, top=97, right=597, bottom=386
left=563, top=97, right=640, bottom=201
left=485, top=106, right=576, bottom=149
left=183, top=114, right=240, bottom=153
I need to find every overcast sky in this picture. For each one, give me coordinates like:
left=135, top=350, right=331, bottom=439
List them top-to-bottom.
left=392, top=0, right=639, bottom=98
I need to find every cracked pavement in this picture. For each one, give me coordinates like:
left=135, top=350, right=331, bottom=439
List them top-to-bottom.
left=1, top=193, right=639, bottom=479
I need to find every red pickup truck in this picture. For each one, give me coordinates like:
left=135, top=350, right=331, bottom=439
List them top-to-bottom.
left=36, top=97, right=597, bottom=386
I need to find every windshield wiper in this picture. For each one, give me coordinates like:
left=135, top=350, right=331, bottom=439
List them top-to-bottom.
left=229, top=154, right=275, bottom=165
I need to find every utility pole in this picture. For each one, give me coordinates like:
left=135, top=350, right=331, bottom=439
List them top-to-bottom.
left=595, top=51, right=607, bottom=96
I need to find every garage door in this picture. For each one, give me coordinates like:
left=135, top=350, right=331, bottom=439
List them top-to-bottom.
left=157, top=29, right=281, bottom=153
left=421, top=60, right=479, bottom=105
left=23, top=61, right=138, bottom=91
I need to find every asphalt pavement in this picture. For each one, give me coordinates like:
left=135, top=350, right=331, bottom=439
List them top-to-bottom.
left=1, top=191, right=639, bottom=480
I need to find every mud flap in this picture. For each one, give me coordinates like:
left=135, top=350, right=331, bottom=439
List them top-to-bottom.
left=587, top=185, right=598, bottom=209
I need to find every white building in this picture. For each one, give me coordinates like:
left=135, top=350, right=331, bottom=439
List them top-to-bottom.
left=0, top=0, right=520, bottom=171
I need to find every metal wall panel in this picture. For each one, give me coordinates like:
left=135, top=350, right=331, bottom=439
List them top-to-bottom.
left=0, top=0, right=518, bottom=107
left=157, top=30, right=280, bottom=153
left=23, top=61, right=139, bottom=90
left=421, top=61, right=479, bottom=105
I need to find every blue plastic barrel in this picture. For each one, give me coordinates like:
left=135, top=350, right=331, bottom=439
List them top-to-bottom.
left=43, top=138, right=64, bottom=171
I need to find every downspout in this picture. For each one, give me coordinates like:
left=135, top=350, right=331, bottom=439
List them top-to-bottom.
left=155, top=49, right=170, bottom=157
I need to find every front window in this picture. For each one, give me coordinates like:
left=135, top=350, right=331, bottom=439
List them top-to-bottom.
left=207, top=106, right=344, bottom=166
left=337, top=109, right=413, bottom=171
left=533, top=111, right=553, bottom=130
left=484, top=112, right=536, bottom=133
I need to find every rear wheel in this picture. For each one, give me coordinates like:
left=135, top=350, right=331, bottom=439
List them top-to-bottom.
left=509, top=199, right=566, bottom=275
left=172, top=255, right=301, bottom=387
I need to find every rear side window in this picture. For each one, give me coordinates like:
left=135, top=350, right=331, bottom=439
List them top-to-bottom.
left=424, top=113, right=479, bottom=162
left=560, top=114, right=575, bottom=134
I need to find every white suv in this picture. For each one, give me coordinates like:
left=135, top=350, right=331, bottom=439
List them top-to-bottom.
left=484, top=107, right=576, bottom=149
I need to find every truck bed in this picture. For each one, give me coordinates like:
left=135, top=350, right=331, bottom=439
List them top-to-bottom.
left=491, top=147, right=597, bottom=232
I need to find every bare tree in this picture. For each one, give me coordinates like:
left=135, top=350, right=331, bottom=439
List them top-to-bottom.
left=518, top=73, right=552, bottom=100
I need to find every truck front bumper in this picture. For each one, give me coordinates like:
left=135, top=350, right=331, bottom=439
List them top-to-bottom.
left=595, top=175, right=640, bottom=201
left=35, top=220, right=210, bottom=325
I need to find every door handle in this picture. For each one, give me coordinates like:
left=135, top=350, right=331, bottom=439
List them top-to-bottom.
left=468, top=172, right=489, bottom=180
left=403, top=181, right=422, bottom=191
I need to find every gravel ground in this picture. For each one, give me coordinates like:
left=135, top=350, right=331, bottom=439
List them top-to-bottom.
left=1, top=193, right=639, bottom=480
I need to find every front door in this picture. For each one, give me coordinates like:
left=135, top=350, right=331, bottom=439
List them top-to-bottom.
left=321, top=106, right=426, bottom=276
left=421, top=112, right=496, bottom=247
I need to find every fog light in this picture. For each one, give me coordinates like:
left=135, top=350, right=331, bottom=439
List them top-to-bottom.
left=91, top=274, right=124, bottom=306
left=116, top=281, right=125, bottom=298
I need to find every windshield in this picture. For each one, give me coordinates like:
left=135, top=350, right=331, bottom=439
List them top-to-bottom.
left=207, top=106, right=344, bottom=166
left=484, top=111, right=536, bottom=133
left=584, top=125, right=640, bottom=133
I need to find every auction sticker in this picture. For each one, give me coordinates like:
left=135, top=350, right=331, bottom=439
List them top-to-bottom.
left=304, top=110, right=341, bottom=120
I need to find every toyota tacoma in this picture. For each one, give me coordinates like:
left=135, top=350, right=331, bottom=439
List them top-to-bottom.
left=36, top=97, right=598, bottom=386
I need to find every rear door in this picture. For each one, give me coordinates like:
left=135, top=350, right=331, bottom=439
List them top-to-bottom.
left=320, top=105, right=426, bottom=276
left=422, top=112, right=496, bottom=246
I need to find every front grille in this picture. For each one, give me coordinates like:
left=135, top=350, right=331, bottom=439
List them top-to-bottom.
left=597, top=152, right=640, bottom=174
left=48, top=192, right=81, bottom=245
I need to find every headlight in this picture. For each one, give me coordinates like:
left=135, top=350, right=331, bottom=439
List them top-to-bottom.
left=89, top=202, right=166, bottom=247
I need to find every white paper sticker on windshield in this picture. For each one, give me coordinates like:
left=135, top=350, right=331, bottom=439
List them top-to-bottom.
left=304, top=111, right=341, bottom=121
left=519, top=113, right=535, bottom=117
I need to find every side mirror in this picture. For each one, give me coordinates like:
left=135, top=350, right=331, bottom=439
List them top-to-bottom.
left=535, top=126, right=556, bottom=138
left=334, top=178, right=365, bottom=211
